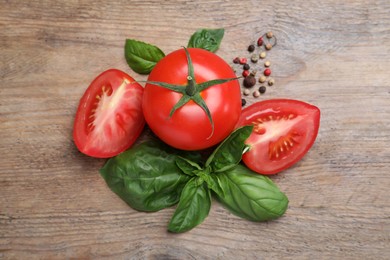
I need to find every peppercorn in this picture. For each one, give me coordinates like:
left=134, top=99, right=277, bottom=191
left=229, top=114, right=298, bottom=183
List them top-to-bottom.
left=266, top=31, right=273, bottom=39
left=257, top=37, right=263, bottom=46
left=265, top=43, right=272, bottom=50
left=248, top=44, right=255, bottom=52
left=259, top=52, right=266, bottom=59
left=251, top=54, right=258, bottom=63
left=233, top=57, right=240, bottom=64
left=239, top=57, right=247, bottom=64
left=264, top=60, right=271, bottom=67
left=243, top=63, right=250, bottom=70
left=264, top=68, right=271, bottom=76
left=242, top=70, right=250, bottom=77
left=250, top=70, right=257, bottom=76
left=258, top=75, right=266, bottom=83
left=243, top=76, right=256, bottom=88
left=268, top=78, right=275, bottom=86
left=259, top=86, right=266, bottom=94
left=243, top=89, right=250, bottom=96
left=253, top=90, right=260, bottom=98
left=241, top=98, right=247, bottom=106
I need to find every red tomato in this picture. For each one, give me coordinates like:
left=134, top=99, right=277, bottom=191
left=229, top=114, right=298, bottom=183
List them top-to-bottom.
left=142, top=48, right=241, bottom=150
left=73, top=69, right=145, bottom=158
left=236, top=99, right=320, bottom=175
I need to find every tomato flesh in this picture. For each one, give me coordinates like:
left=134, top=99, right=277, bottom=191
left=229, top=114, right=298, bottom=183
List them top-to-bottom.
left=143, top=48, right=242, bottom=151
left=73, top=69, right=145, bottom=158
left=236, top=99, right=320, bottom=175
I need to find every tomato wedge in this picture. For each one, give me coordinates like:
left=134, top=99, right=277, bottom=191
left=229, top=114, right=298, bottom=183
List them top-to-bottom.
left=73, top=69, right=145, bottom=158
left=236, top=99, right=320, bottom=175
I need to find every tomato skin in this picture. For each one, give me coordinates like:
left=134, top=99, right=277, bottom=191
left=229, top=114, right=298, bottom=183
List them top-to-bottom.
left=143, top=48, right=242, bottom=151
left=73, top=69, right=145, bottom=158
left=236, top=99, right=320, bottom=175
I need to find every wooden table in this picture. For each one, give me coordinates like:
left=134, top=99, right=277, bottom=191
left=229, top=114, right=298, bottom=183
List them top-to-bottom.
left=1, top=1, right=389, bottom=259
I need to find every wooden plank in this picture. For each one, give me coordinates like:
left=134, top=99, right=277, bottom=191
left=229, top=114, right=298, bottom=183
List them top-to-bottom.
left=1, top=0, right=389, bottom=259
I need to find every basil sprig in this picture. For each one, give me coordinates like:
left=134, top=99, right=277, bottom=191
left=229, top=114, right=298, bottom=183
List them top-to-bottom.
left=124, top=28, right=225, bottom=74
left=100, top=126, right=289, bottom=233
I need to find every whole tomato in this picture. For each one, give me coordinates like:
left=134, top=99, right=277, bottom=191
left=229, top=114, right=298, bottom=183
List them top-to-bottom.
left=142, top=48, right=241, bottom=150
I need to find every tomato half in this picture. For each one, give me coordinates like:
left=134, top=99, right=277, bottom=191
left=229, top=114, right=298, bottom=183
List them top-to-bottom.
left=142, top=48, right=242, bottom=151
left=73, top=69, right=145, bottom=158
left=236, top=99, right=320, bottom=175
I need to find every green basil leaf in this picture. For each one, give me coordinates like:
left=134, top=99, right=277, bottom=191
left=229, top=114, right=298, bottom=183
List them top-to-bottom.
left=187, top=28, right=224, bottom=52
left=124, top=39, right=165, bottom=74
left=206, top=125, right=253, bottom=173
left=100, top=140, right=193, bottom=212
left=175, top=156, right=202, bottom=176
left=215, top=165, right=288, bottom=221
left=168, top=178, right=211, bottom=233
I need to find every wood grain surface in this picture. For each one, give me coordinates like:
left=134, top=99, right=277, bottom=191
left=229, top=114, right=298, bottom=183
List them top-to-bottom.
left=1, top=0, right=389, bottom=259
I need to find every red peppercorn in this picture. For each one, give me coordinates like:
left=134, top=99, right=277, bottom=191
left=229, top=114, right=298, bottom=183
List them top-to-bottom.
left=257, top=37, right=263, bottom=46
left=239, top=57, right=247, bottom=64
left=264, top=68, right=271, bottom=76
left=242, top=70, right=250, bottom=77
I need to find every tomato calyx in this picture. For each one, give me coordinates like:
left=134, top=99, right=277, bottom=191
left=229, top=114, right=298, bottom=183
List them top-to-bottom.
left=142, top=47, right=239, bottom=137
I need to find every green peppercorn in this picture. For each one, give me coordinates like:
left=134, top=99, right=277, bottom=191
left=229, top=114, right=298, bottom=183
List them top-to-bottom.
left=251, top=54, right=258, bottom=63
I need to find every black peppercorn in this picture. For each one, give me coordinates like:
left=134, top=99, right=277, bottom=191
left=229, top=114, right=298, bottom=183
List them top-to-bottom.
left=247, top=44, right=255, bottom=52
left=243, top=63, right=250, bottom=70
left=243, top=76, right=256, bottom=88
left=259, top=86, right=266, bottom=94
left=241, top=98, right=247, bottom=106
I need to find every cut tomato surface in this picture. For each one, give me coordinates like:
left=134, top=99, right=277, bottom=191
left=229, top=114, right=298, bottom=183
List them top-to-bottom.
left=73, top=69, right=145, bottom=158
left=236, top=99, right=320, bottom=175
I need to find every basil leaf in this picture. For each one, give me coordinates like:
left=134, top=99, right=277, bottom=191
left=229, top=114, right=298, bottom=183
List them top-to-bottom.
left=187, top=28, right=224, bottom=52
left=124, top=39, right=165, bottom=74
left=206, top=126, right=253, bottom=173
left=100, top=140, right=192, bottom=212
left=175, top=156, right=202, bottom=176
left=215, top=165, right=288, bottom=221
left=168, top=178, right=211, bottom=233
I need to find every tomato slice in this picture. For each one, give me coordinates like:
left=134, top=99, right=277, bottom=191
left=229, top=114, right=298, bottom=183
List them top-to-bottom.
left=73, top=69, right=145, bottom=158
left=236, top=99, right=320, bottom=175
